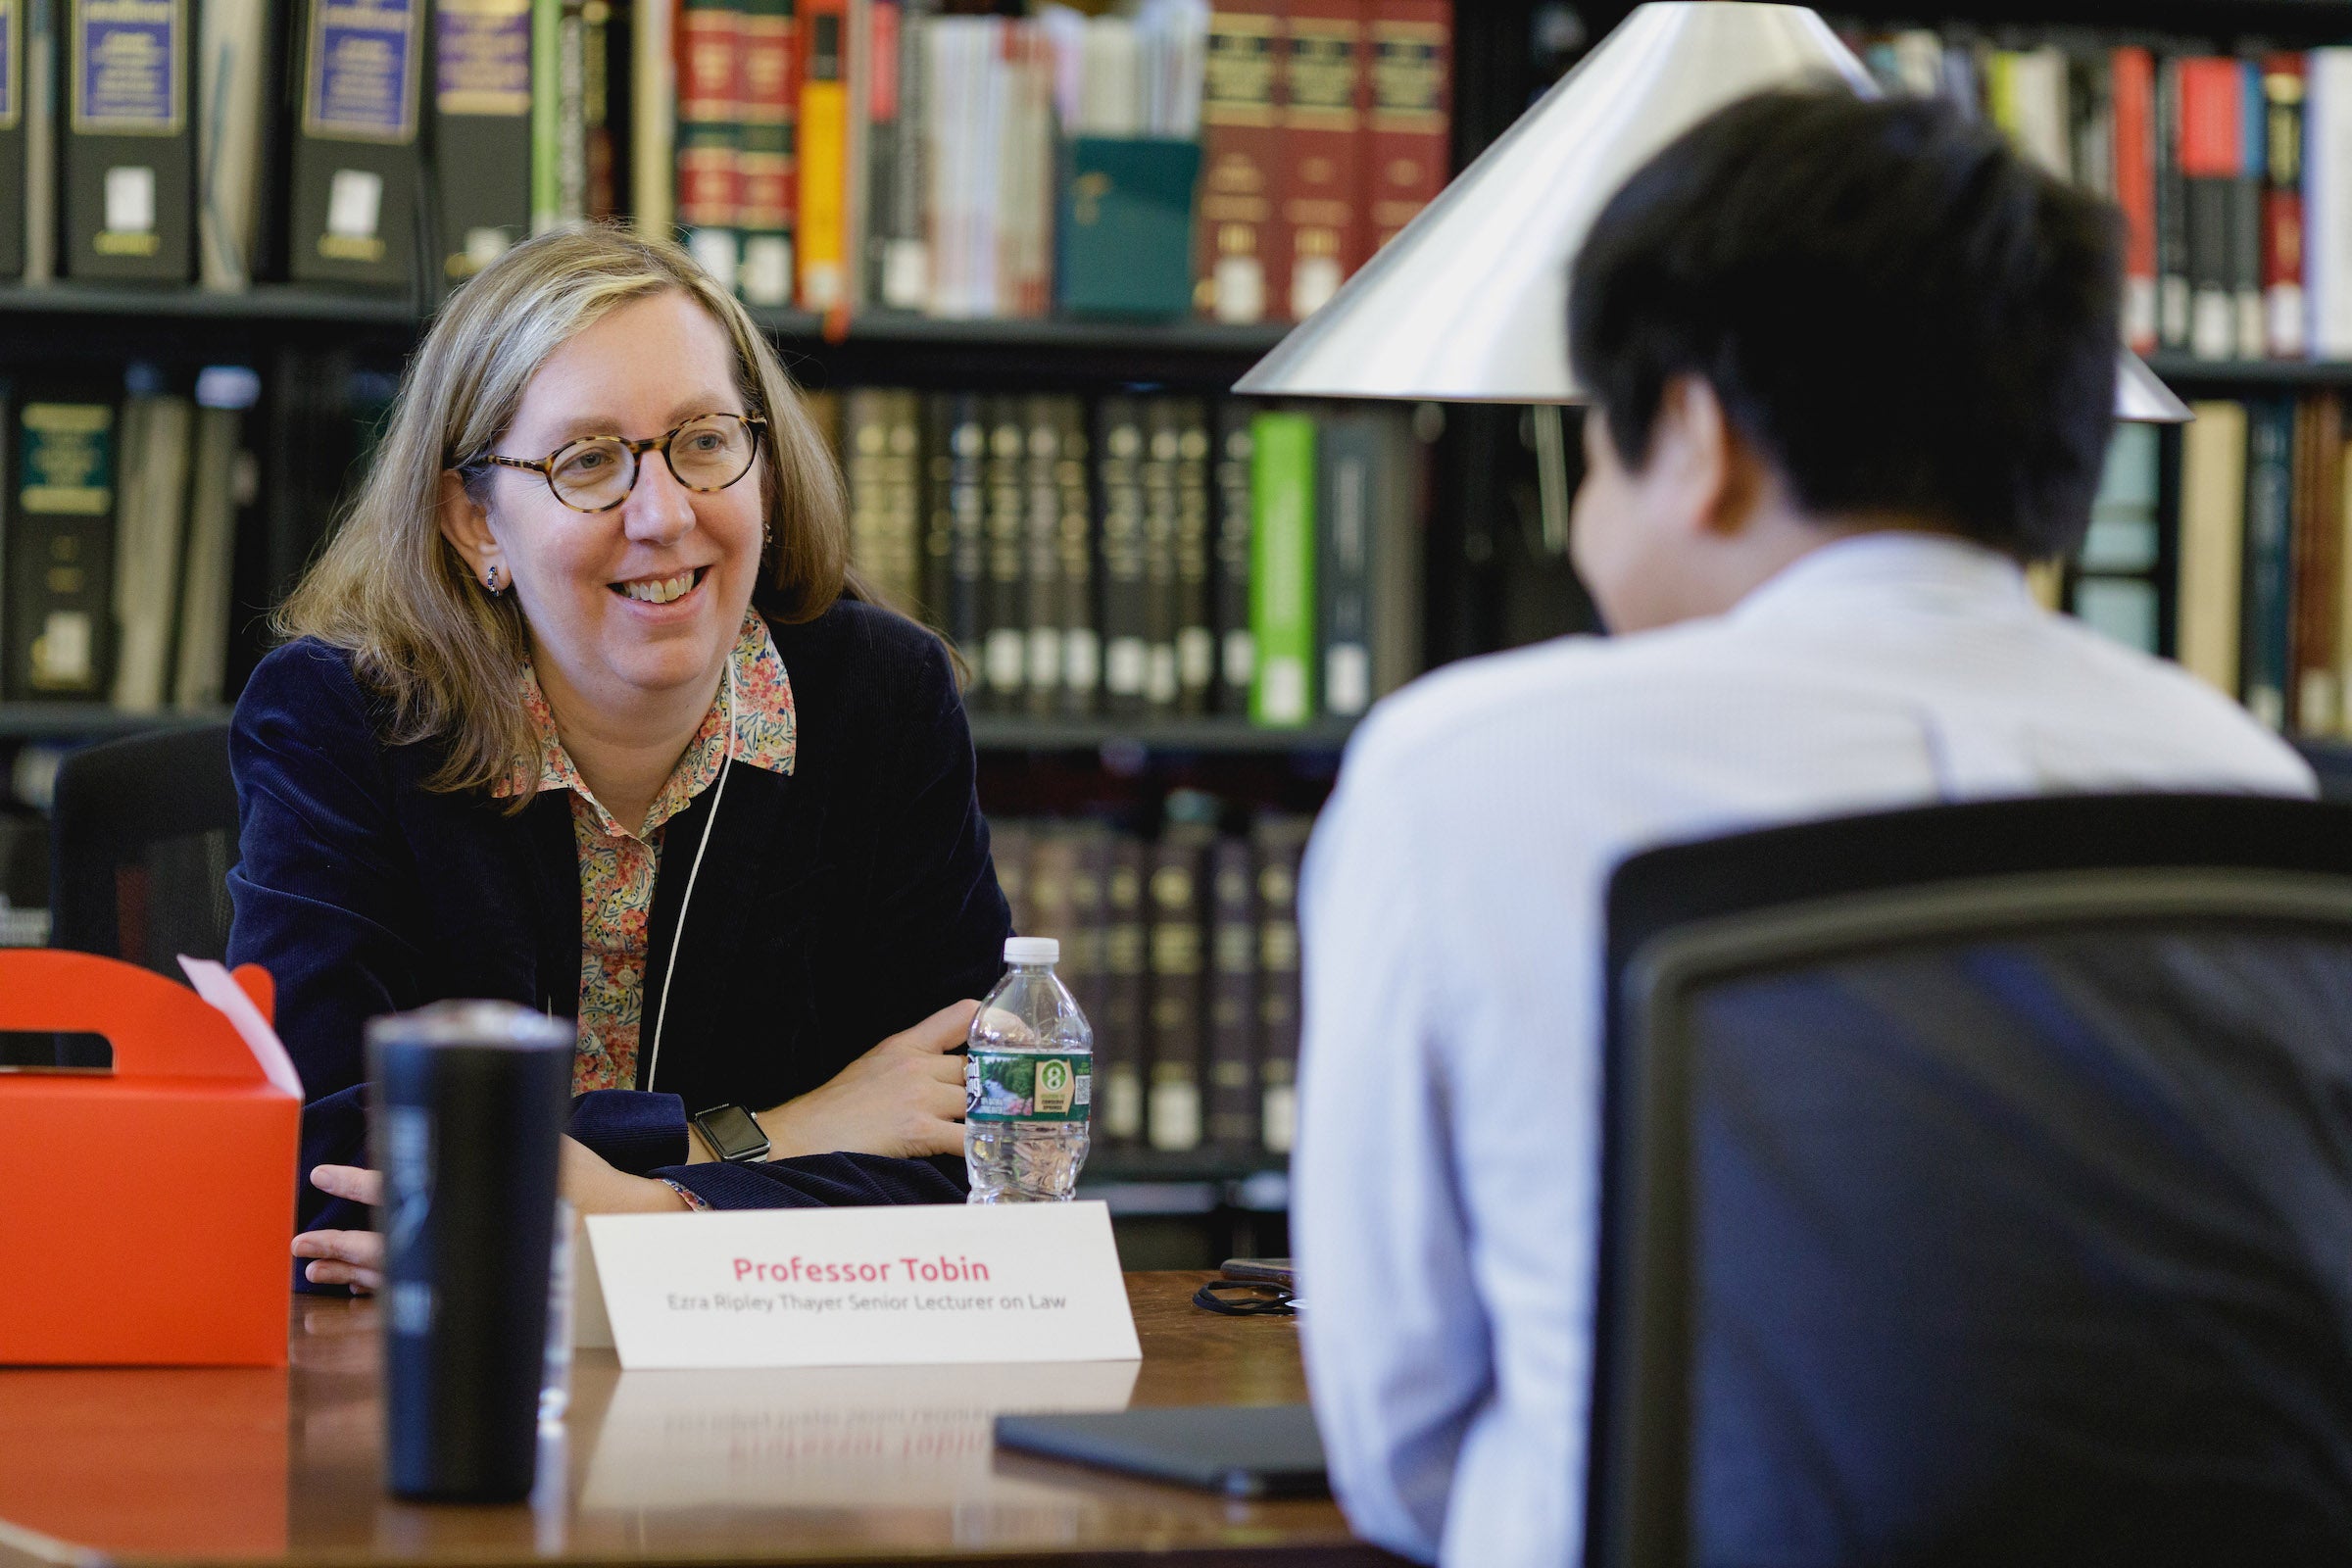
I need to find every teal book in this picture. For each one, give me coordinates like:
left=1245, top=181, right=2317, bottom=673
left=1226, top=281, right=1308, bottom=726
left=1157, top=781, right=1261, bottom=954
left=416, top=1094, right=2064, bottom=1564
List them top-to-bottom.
left=1057, top=135, right=1202, bottom=318
left=1249, top=410, right=1316, bottom=727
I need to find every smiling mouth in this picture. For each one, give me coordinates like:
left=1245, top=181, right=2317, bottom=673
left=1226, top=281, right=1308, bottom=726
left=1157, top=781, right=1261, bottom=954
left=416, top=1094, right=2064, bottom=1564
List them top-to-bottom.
left=611, top=566, right=708, bottom=605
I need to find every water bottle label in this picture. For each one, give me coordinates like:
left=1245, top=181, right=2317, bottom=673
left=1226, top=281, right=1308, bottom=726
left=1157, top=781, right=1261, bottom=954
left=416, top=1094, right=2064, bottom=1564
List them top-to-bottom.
left=965, top=1051, right=1092, bottom=1123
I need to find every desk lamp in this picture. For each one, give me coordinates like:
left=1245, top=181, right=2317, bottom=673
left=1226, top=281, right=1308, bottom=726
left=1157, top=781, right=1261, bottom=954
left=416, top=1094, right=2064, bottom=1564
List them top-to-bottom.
left=1233, top=3, right=2192, bottom=545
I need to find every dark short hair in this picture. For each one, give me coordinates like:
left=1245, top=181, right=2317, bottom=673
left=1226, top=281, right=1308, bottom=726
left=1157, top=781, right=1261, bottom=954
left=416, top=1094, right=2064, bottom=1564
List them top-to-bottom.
left=1567, top=88, right=2123, bottom=561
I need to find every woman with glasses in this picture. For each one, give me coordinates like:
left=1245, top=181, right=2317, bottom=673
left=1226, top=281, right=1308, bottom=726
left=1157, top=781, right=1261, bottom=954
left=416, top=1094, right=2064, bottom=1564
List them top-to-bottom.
left=227, top=226, right=1011, bottom=1291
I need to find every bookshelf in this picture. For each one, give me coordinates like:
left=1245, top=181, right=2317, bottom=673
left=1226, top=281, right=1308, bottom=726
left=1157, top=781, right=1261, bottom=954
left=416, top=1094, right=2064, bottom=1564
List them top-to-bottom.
left=27, top=0, right=2342, bottom=1257
left=2145, top=356, right=2352, bottom=389
left=0, top=706, right=228, bottom=741
left=967, top=715, right=1356, bottom=755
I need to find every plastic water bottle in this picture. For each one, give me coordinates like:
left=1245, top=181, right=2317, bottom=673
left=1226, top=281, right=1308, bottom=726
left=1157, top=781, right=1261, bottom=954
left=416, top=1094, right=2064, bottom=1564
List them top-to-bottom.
left=965, top=937, right=1094, bottom=1202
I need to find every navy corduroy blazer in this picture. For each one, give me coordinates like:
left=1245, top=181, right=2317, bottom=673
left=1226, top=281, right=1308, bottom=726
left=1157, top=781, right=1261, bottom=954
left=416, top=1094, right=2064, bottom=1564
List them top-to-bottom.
left=226, top=594, right=1010, bottom=1270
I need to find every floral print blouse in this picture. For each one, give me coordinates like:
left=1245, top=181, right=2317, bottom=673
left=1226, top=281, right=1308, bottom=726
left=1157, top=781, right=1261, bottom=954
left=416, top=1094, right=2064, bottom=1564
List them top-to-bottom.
left=495, top=609, right=797, bottom=1094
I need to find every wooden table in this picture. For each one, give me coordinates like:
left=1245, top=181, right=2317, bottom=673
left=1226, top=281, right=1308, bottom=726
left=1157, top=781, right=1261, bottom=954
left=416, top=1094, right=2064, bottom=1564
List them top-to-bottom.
left=0, top=1273, right=1404, bottom=1568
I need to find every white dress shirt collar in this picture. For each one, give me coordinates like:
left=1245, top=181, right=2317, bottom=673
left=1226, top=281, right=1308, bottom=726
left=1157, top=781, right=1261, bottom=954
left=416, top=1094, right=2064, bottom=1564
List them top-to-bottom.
left=1730, top=529, right=2032, bottom=627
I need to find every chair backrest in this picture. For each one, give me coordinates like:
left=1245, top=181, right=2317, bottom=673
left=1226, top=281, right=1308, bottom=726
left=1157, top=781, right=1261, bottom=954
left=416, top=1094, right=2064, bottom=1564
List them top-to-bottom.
left=49, top=723, right=238, bottom=976
left=1589, top=795, right=2352, bottom=1568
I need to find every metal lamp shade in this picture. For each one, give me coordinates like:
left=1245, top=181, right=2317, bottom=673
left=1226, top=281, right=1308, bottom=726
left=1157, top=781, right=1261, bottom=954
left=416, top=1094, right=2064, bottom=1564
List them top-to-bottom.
left=1233, top=1, right=2191, bottom=424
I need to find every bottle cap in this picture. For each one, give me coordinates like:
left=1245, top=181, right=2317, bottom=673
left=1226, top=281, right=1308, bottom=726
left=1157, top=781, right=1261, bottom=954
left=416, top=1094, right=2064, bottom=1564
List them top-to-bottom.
left=1004, top=937, right=1060, bottom=966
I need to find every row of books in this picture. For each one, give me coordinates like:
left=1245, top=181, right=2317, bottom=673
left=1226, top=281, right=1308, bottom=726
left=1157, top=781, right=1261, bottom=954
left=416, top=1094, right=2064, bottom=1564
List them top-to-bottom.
left=1, top=0, right=1452, bottom=327
left=1840, top=24, right=2352, bottom=363
left=0, top=374, right=257, bottom=710
left=807, top=389, right=1425, bottom=724
left=2150, top=394, right=2352, bottom=736
left=994, top=804, right=1310, bottom=1158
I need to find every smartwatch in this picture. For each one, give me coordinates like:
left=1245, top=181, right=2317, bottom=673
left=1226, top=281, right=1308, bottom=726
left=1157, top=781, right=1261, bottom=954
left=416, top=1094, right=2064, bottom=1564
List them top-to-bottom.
left=690, top=1102, right=772, bottom=1163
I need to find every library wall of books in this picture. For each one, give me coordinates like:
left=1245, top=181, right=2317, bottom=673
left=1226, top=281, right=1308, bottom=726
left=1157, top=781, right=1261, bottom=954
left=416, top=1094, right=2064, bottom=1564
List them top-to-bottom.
left=4, top=0, right=2352, bottom=1252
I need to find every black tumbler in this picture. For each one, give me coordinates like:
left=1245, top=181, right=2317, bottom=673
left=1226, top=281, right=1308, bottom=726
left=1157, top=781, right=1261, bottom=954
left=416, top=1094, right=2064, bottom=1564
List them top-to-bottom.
left=367, top=1001, right=572, bottom=1502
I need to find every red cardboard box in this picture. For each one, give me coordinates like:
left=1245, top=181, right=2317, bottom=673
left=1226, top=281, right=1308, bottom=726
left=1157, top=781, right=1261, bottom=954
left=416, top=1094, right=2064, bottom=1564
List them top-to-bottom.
left=0, top=953, right=299, bottom=1366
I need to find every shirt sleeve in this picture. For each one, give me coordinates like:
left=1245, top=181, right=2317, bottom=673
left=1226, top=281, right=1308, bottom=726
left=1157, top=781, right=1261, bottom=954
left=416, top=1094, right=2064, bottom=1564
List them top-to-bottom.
left=225, top=643, right=430, bottom=1244
left=1293, top=727, right=1489, bottom=1565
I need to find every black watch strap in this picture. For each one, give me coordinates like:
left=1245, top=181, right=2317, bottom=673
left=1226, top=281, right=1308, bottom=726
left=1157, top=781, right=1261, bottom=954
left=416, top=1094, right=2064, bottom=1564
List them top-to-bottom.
left=690, top=1102, right=772, bottom=1163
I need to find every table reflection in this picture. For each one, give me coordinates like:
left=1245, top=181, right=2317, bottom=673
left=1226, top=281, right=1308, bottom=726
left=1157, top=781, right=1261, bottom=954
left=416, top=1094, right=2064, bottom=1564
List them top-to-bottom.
left=576, top=1359, right=1143, bottom=1509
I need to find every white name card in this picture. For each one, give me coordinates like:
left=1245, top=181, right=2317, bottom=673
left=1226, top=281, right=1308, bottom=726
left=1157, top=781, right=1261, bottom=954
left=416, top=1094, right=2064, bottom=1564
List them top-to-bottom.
left=583, top=1201, right=1142, bottom=1371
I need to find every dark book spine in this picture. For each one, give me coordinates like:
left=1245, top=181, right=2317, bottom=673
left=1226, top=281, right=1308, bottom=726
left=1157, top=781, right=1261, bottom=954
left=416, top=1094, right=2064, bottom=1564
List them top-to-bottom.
left=0, top=0, right=24, bottom=277
left=64, top=0, right=198, bottom=279
left=288, top=0, right=426, bottom=287
left=433, top=0, right=535, bottom=284
left=583, top=0, right=617, bottom=220
left=858, top=0, right=897, bottom=303
left=876, top=0, right=930, bottom=309
left=2263, top=53, right=2307, bottom=360
left=2157, top=54, right=2188, bottom=351
left=2178, top=56, right=2238, bottom=361
left=2231, top=59, right=2265, bottom=360
left=844, top=385, right=889, bottom=594
left=880, top=389, right=922, bottom=615
left=920, top=390, right=951, bottom=633
left=942, top=391, right=985, bottom=665
left=1020, top=393, right=1062, bottom=717
left=1097, top=394, right=1149, bottom=716
left=2293, top=394, right=2344, bottom=728
left=981, top=395, right=1026, bottom=711
left=2242, top=395, right=2294, bottom=730
left=9, top=396, right=118, bottom=700
left=1054, top=396, right=1098, bottom=715
left=1141, top=398, right=1180, bottom=710
left=1172, top=398, right=1214, bottom=714
left=1212, top=400, right=1253, bottom=715
left=1318, top=407, right=1376, bottom=717
left=1251, top=813, right=1307, bottom=1155
left=1062, top=822, right=1109, bottom=1063
left=1147, top=825, right=1208, bottom=1152
left=1099, top=832, right=1148, bottom=1147
left=1205, top=833, right=1258, bottom=1152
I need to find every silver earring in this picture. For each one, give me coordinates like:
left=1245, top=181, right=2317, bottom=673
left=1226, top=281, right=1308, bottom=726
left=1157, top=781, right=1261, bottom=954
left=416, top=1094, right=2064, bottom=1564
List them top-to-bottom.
left=485, top=564, right=502, bottom=593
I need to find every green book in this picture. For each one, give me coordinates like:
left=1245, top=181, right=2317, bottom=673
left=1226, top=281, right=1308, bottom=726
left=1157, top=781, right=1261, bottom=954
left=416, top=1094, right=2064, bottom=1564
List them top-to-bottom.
left=530, top=0, right=561, bottom=233
left=1249, top=411, right=1316, bottom=727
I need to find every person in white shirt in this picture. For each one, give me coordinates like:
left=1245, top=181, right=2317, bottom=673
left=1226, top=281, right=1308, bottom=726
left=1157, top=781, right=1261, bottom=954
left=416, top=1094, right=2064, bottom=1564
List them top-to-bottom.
left=1292, top=87, right=2315, bottom=1568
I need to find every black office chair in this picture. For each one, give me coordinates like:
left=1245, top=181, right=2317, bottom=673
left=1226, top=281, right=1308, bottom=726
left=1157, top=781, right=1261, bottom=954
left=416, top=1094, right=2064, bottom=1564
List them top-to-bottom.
left=49, top=723, right=238, bottom=975
left=1587, top=795, right=2352, bottom=1568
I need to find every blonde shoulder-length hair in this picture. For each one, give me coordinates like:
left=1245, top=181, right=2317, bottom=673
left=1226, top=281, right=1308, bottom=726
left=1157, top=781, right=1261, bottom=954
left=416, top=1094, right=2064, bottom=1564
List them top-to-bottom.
left=274, top=223, right=849, bottom=798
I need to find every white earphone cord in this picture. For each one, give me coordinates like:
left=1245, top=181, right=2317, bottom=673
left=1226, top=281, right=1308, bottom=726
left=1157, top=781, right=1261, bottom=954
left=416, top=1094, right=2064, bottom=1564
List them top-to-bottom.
left=644, top=657, right=735, bottom=1094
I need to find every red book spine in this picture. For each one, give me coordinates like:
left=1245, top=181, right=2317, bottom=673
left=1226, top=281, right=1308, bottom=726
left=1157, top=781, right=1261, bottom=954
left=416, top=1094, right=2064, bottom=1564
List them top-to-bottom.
left=676, top=0, right=745, bottom=232
left=737, top=0, right=796, bottom=295
left=1194, top=0, right=1285, bottom=323
left=1278, top=0, right=1366, bottom=319
left=1364, top=0, right=1448, bottom=253
left=2112, top=45, right=2157, bottom=355
left=2263, top=52, right=2307, bottom=359
left=2178, top=57, right=2242, bottom=178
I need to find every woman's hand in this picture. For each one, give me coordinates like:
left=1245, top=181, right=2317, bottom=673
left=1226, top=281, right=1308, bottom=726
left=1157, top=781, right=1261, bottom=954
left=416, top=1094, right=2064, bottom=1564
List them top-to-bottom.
left=759, top=1000, right=978, bottom=1161
left=290, top=1136, right=691, bottom=1291
left=291, top=1164, right=385, bottom=1293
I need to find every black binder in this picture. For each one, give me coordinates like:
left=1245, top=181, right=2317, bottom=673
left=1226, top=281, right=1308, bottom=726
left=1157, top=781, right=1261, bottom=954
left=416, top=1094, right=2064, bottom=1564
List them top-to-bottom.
left=0, top=0, right=24, bottom=276
left=62, top=0, right=195, bottom=280
left=288, top=0, right=424, bottom=289
left=430, top=0, right=531, bottom=288
left=7, top=392, right=120, bottom=701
